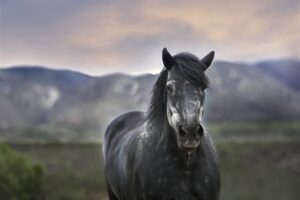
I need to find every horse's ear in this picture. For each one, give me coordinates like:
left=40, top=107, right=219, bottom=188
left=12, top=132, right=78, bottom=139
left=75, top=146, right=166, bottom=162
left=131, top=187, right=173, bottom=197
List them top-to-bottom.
left=162, top=48, right=175, bottom=70
left=201, top=51, right=215, bottom=70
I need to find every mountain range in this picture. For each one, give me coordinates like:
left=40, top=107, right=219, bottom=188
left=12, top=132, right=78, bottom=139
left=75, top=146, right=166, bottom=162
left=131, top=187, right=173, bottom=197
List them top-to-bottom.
left=0, top=59, right=299, bottom=142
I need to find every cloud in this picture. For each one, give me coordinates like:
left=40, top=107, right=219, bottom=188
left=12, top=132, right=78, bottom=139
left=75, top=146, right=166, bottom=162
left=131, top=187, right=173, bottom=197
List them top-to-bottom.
left=1, top=0, right=299, bottom=74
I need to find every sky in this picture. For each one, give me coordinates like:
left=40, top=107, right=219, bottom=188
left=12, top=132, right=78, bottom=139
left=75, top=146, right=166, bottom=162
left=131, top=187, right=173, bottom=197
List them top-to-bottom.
left=0, top=0, right=299, bottom=75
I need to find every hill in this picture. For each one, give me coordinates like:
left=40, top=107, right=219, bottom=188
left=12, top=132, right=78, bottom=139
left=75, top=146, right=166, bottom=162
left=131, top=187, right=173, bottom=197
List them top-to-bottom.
left=0, top=60, right=299, bottom=142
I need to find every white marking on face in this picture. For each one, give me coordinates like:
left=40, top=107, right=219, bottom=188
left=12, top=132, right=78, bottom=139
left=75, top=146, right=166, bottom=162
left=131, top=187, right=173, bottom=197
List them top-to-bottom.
left=166, top=79, right=204, bottom=129
left=166, top=80, right=176, bottom=96
left=166, top=80, right=181, bottom=128
left=167, top=80, right=176, bottom=85
left=167, top=100, right=180, bottom=128
left=183, top=100, right=199, bottom=117
left=199, top=106, right=204, bottom=122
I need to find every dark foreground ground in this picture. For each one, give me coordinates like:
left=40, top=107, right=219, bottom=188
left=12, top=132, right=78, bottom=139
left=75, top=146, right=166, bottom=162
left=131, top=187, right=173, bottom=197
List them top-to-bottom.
left=7, top=137, right=300, bottom=200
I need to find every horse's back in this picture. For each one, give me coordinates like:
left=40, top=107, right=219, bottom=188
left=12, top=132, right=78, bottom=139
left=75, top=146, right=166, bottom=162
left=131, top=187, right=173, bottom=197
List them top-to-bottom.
left=103, top=111, right=145, bottom=156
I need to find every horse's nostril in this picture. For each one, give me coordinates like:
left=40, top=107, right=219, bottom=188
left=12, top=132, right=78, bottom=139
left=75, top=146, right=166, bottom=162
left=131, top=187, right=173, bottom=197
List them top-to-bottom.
left=197, top=125, right=204, bottom=137
left=179, top=126, right=186, bottom=137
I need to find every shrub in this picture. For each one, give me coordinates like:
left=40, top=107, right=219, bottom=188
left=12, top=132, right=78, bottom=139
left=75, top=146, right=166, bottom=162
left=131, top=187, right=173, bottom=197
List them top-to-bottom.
left=0, top=144, right=44, bottom=200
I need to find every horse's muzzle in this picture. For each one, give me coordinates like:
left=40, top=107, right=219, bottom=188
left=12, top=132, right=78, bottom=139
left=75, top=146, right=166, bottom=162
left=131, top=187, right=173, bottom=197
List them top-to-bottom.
left=177, top=124, right=203, bottom=151
left=181, top=139, right=201, bottom=152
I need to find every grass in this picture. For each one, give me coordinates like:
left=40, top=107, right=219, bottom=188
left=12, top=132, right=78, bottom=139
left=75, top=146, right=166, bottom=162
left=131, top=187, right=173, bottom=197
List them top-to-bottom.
left=1, top=121, right=299, bottom=199
left=206, top=121, right=300, bottom=141
left=6, top=138, right=300, bottom=200
left=218, top=140, right=300, bottom=200
left=9, top=143, right=106, bottom=200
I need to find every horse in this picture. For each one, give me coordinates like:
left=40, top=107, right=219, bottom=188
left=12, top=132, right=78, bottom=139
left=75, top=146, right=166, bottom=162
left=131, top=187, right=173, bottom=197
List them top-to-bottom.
left=103, top=48, right=220, bottom=200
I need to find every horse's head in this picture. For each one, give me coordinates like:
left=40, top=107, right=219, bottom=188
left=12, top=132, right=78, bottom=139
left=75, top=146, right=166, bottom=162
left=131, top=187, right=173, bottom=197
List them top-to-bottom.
left=162, top=48, right=214, bottom=153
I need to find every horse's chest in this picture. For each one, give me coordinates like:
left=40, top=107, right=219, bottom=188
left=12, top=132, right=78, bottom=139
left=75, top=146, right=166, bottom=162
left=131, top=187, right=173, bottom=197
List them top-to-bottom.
left=135, top=163, right=207, bottom=200
left=159, top=175, right=203, bottom=199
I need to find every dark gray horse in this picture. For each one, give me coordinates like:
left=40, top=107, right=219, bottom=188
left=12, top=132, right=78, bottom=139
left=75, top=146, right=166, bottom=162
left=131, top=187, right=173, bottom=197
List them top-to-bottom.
left=103, top=48, right=220, bottom=200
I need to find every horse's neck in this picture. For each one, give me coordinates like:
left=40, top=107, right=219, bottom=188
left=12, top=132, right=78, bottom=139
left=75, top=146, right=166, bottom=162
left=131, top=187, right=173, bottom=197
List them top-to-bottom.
left=147, top=119, right=184, bottom=158
left=149, top=119, right=200, bottom=167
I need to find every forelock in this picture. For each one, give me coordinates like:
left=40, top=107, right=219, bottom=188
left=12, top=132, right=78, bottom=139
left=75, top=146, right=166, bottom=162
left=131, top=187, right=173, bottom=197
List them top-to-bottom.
left=172, top=53, right=209, bottom=89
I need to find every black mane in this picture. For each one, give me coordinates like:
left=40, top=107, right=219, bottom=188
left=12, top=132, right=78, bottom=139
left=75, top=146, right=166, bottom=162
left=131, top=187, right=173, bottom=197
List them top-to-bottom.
left=147, top=53, right=209, bottom=127
left=146, top=69, right=168, bottom=127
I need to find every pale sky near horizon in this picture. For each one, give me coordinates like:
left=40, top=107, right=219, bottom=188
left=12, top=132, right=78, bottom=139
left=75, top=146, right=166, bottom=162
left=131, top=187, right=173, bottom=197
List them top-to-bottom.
left=0, top=0, right=299, bottom=75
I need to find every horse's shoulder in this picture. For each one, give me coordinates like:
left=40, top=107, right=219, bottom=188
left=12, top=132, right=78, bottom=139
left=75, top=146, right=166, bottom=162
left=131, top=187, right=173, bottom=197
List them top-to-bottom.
left=103, top=111, right=145, bottom=151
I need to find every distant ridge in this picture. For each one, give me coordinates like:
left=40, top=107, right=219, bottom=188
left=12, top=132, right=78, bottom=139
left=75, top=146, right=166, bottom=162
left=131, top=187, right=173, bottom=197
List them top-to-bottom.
left=0, top=59, right=299, bottom=142
left=255, top=59, right=300, bottom=90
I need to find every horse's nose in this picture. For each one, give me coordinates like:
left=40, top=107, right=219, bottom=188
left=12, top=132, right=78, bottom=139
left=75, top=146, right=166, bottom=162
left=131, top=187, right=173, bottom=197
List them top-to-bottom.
left=179, top=124, right=204, bottom=140
left=179, top=124, right=204, bottom=138
left=179, top=124, right=203, bottom=151
left=197, top=124, right=204, bottom=138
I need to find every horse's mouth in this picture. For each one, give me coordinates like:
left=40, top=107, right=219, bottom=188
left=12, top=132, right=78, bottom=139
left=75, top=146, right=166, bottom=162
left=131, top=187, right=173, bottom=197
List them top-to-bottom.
left=180, top=143, right=200, bottom=153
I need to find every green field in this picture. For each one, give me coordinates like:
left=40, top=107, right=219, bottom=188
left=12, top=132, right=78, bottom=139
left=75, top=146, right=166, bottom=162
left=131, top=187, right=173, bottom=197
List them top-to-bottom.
left=1, top=122, right=299, bottom=200
left=5, top=138, right=300, bottom=200
left=218, top=140, right=300, bottom=200
left=8, top=143, right=106, bottom=200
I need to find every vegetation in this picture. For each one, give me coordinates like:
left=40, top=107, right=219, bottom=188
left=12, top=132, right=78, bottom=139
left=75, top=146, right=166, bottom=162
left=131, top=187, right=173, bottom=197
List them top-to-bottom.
left=206, top=121, right=300, bottom=140
left=1, top=122, right=299, bottom=200
left=8, top=139, right=300, bottom=200
left=218, top=140, right=300, bottom=200
left=10, top=143, right=106, bottom=200
left=0, top=144, right=44, bottom=200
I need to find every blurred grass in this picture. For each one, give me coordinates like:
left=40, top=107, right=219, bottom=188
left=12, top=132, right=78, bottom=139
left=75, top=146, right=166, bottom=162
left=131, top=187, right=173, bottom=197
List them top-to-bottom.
left=207, top=121, right=300, bottom=140
left=2, top=122, right=300, bottom=200
left=218, top=140, right=300, bottom=200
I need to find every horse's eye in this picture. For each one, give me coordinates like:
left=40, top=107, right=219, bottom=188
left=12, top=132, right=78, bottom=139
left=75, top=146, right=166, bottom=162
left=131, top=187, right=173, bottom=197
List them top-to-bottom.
left=166, top=84, right=174, bottom=93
